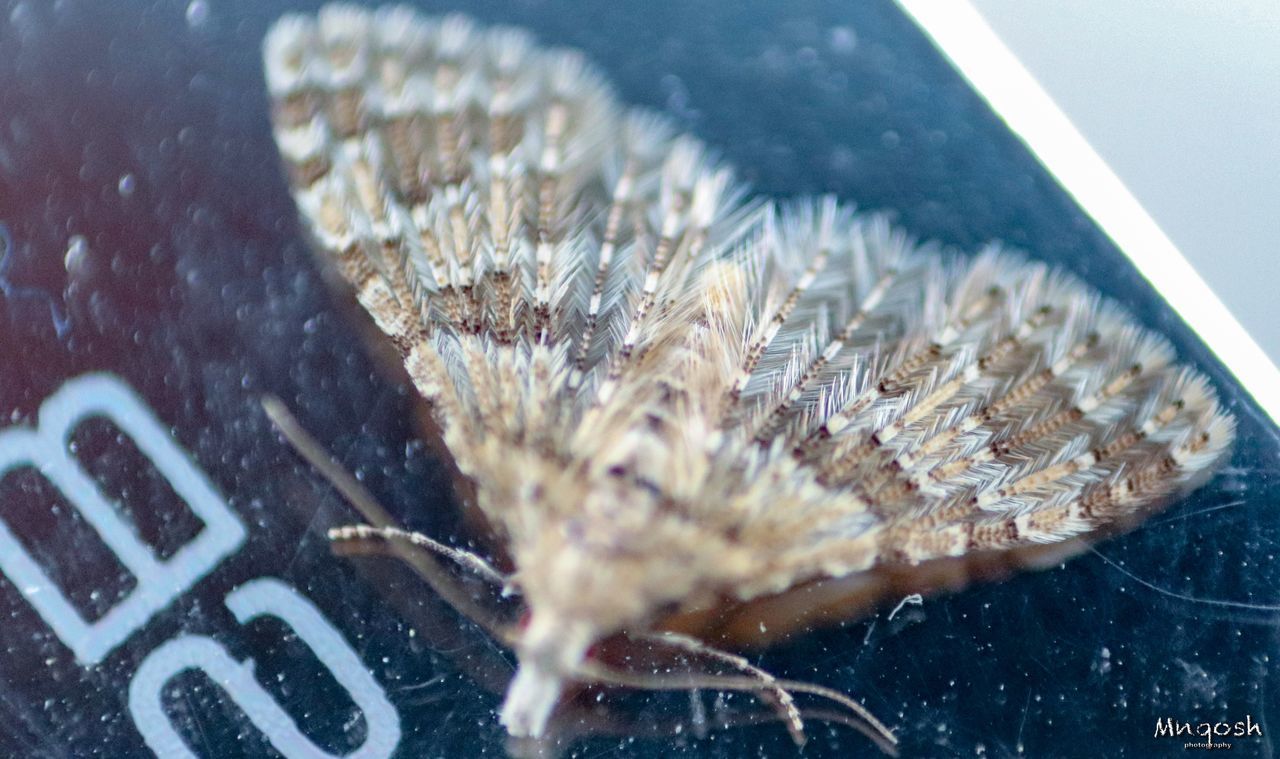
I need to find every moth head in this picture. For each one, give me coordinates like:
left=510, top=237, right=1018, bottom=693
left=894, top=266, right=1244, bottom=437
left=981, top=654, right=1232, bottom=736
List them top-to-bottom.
left=492, top=487, right=755, bottom=736
left=499, top=608, right=595, bottom=737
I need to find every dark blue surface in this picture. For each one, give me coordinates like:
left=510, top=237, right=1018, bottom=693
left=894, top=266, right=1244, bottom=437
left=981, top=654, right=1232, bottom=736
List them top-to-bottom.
left=0, top=1, right=1276, bottom=757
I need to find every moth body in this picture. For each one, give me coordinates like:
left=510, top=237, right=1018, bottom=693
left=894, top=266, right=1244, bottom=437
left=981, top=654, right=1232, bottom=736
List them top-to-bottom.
left=265, top=4, right=1234, bottom=741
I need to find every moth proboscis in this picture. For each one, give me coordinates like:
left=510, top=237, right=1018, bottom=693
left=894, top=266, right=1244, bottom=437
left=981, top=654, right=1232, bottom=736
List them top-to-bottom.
left=262, top=4, right=1235, bottom=752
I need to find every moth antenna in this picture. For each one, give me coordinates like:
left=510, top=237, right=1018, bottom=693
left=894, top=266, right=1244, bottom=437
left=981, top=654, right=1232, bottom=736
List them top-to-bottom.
left=262, top=395, right=399, bottom=528
left=328, top=523, right=511, bottom=588
left=324, top=527, right=518, bottom=645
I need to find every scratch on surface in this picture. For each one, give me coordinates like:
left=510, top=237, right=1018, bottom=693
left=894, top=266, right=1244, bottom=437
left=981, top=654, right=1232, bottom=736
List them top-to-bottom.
left=1151, top=499, right=1245, bottom=526
left=1091, top=547, right=1280, bottom=620
left=861, top=618, right=878, bottom=646
left=1255, top=655, right=1274, bottom=759
left=1016, top=687, right=1032, bottom=754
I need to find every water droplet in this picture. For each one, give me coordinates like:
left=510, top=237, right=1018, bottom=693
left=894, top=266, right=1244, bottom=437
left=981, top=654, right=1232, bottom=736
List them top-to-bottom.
left=185, top=0, right=209, bottom=28
left=829, top=26, right=857, bottom=55
left=117, top=173, right=136, bottom=197
left=64, top=235, right=89, bottom=273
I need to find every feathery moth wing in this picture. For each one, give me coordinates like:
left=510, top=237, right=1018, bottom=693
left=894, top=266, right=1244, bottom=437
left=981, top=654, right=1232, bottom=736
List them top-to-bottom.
left=264, top=3, right=1234, bottom=742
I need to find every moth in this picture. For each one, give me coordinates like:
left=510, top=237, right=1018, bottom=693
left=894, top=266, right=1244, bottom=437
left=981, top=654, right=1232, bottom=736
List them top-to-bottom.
left=262, top=3, right=1234, bottom=750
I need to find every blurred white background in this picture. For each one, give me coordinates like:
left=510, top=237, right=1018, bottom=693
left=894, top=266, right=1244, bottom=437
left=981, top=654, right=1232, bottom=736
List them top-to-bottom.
left=971, top=0, right=1280, bottom=361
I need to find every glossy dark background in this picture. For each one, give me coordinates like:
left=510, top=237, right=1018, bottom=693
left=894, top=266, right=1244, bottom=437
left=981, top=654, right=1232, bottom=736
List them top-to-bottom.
left=0, top=1, right=1277, bottom=757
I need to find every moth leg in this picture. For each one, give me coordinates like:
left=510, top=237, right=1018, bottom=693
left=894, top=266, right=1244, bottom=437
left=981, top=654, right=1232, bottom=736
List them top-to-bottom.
left=261, top=395, right=517, bottom=643
left=634, top=631, right=805, bottom=745
left=576, top=650, right=899, bottom=755
left=768, top=675, right=897, bottom=754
